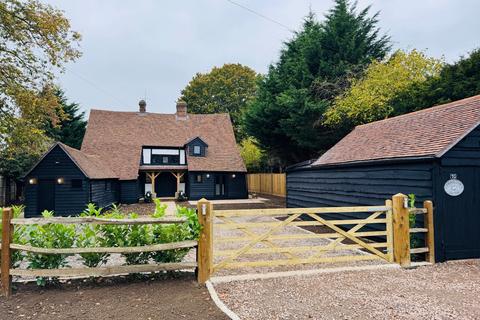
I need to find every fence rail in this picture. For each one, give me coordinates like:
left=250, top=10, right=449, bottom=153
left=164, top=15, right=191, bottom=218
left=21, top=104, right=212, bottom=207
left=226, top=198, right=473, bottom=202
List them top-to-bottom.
left=247, top=173, right=286, bottom=197
left=0, top=209, right=199, bottom=298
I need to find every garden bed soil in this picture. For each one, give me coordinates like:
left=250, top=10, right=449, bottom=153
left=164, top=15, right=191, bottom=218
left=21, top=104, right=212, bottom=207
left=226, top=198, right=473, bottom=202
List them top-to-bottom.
left=1, top=273, right=228, bottom=320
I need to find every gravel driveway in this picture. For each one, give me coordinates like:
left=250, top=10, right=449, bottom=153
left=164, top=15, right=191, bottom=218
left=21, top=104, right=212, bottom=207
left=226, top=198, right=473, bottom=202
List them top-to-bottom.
left=214, top=259, right=480, bottom=320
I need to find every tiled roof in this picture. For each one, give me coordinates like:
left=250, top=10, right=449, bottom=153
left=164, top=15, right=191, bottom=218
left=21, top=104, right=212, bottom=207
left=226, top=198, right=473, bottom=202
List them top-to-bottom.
left=314, top=95, right=480, bottom=167
left=81, top=110, right=246, bottom=180
left=60, top=143, right=118, bottom=179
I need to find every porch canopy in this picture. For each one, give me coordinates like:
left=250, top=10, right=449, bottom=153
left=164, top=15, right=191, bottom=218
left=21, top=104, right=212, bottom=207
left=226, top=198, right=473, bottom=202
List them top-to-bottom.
left=139, top=165, right=187, bottom=197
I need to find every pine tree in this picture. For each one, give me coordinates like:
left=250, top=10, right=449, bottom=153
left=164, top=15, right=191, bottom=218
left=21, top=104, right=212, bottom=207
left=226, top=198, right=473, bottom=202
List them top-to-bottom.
left=244, top=1, right=390, bottom=164
left=45, top=89, right=87, bottom=149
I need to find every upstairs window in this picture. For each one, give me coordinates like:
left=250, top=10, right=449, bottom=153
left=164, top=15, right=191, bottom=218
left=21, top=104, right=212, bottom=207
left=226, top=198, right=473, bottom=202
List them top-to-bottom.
left=193, top=145, right=201, bottom=155
left=162, top=156, right=168, bottom=164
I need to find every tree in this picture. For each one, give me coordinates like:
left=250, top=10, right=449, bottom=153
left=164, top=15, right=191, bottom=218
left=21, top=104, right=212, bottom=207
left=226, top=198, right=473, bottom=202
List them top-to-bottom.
left=0, top=0, right=81, bottom=178
left=244, top=1, right=390, bottom=164
left=389, top=48, right=480, bottom=114
left=324, top=50, right=443, bottom=128
left=180, top=63, right=258, bottom=141
left=44, top=89, right=87, bottom=149
left=239, top=137, right=265, bottom=173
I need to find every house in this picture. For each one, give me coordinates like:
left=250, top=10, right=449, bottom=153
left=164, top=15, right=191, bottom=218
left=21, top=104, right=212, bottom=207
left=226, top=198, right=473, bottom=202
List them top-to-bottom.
left=286, top=95, right=480, bottom=261
left=24, top=100, right=247, bottom=217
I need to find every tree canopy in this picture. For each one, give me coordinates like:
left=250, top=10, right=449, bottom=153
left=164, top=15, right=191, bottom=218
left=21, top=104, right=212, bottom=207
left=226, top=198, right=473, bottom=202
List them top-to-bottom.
left=0, top=0, right=81, bottom=178
left=244, top=0, right=390, bottom=165
left=388, top=48, right=480, bottom=115
left=324, top=50, right=443, bottom=128
left=180, top=63, right=258, bottom=141
left=44, top=89, right=87, bottom=149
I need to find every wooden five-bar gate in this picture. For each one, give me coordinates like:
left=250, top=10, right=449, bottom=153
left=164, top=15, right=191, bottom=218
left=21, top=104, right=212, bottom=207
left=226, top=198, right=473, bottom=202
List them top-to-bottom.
left=196, top=193, right=435, bottom=282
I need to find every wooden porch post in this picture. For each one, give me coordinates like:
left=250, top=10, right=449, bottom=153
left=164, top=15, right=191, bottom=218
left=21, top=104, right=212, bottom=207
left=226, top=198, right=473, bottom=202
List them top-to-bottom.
left=147, top=172, right=160, bottom=198
left=171, top=172, right=185, bottom=196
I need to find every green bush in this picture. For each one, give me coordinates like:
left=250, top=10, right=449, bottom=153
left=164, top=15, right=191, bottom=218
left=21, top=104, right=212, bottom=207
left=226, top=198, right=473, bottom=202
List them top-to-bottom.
left=1, top=202, right=200, bottom=285
left=77, top=204, right=109, bottom=267
left=27, top=210, right=75, bottom=286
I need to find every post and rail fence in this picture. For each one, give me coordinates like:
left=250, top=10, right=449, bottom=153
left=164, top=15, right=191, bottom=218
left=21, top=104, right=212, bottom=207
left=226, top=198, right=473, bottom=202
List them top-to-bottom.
left=247, top=173, right=286, bottom=197
left=1, top=193, right=434, bottom=297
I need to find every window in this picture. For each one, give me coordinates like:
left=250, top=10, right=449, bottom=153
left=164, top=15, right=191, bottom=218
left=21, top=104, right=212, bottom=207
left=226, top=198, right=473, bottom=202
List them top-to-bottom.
left=193, top=145, right=201, bottom=155
left=162, top=156, right=168, bottom=164
left=195, top=174, right=203, bottom=183
left=71, top=179, right=82, bottom=188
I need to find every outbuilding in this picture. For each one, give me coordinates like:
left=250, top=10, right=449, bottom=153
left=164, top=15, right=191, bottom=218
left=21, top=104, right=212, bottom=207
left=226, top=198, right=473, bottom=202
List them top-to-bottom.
left=287, top=95, right=480, bottom=261
left=24, top=142, right=119, bottom=217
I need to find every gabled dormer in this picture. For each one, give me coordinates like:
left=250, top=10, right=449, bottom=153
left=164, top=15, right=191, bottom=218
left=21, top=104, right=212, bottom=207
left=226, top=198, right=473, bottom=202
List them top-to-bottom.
left=185, top=137, right=208, bottom=157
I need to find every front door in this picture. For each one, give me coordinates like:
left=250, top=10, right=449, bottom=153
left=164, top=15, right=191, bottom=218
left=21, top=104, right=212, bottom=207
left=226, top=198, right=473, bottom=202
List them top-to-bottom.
left=439, top=167, right=480, bottom=260
left=214, top=174, right=227, bottom=198
left=38, top=179, right=55, bottom=213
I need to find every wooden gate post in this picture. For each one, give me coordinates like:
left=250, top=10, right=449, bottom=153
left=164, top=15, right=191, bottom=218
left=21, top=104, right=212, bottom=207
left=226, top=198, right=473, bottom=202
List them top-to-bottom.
left=392, top=193, right=411, bottom=268
left=197, top=198, right=213, bottom=284
left=424, top=200, right=435, bottom=263
left=1, top=208, right=13, bottom=297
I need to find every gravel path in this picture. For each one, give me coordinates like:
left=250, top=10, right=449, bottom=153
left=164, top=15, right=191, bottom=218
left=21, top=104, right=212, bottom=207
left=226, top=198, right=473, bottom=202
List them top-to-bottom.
left=215, top=259, right=480, bottom=320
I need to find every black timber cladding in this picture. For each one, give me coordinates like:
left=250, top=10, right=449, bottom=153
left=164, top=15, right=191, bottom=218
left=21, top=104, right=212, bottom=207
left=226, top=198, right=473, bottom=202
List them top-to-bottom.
left=287, top=124, right=480, bottom=262
left=24, top=145, right=119, bottom=217
left=25, top=145, right=88, bottom=217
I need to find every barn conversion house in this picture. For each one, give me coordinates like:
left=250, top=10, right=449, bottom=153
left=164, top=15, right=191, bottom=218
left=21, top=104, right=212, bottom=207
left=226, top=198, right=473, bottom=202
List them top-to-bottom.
left=287, top=95, right=480, bottom=262
left=24, top=100, right=247, bottom=217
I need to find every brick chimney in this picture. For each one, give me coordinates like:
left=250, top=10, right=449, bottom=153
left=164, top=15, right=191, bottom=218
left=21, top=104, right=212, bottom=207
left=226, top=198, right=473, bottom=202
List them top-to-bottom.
left=139, top=99, right=146, bottom=113
left=176, top=100, right=187, bottom=119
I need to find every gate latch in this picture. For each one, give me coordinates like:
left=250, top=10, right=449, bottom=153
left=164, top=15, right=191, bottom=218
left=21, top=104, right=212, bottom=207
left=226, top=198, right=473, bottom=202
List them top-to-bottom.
left=202, top=204, right=207, bottom=216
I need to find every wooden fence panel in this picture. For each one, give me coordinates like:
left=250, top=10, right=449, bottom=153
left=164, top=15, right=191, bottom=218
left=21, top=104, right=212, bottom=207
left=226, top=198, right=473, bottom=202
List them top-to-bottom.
left=247, top=173, right=286, bottom=197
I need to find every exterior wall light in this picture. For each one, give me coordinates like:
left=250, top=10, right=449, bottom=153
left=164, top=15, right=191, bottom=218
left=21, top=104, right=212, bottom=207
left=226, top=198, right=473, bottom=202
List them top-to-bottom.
left=206, top=174, right=210, bottom=179
left=232, top=174, right=236, bottom=178
left=57, top=177, right=65, bottom=184
left=29, top=178, right=37, bottom=185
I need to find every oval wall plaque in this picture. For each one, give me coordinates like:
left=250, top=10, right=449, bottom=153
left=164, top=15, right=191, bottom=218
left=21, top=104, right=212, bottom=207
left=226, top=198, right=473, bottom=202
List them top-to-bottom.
left=444, top=178, right=464, bottom=197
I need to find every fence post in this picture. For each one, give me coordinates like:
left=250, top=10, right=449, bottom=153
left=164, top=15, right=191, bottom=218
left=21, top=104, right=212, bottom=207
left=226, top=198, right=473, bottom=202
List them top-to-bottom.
left=392, top=193, right=411, bottom=268
left=197, top=198, right=213, bottom=284
left=385, top=199, right=394, bottom=263
left=424, top=200, right=435, bottom=263
left=1, top=208, right=13, bottom=297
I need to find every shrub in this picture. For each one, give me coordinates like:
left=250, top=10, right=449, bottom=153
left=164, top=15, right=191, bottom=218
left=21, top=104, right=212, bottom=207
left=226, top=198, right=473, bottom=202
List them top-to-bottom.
left=77, top=204, right=109, bottom=267
left=150, top=206, right=199, bottom=263
left=27, top=210, right=75, bottom=286
left=122, top=213, right=152, bottom=265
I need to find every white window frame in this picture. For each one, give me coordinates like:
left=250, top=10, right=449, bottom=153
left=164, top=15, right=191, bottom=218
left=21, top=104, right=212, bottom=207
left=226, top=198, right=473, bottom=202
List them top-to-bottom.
left=193, top=145, right=201, bottom=155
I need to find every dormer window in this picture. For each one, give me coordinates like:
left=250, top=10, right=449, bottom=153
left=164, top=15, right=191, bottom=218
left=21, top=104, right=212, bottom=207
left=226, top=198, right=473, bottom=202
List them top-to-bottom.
left=186, top=137, right=208, bottom=157
left=193, top=145, right=201, bottom=155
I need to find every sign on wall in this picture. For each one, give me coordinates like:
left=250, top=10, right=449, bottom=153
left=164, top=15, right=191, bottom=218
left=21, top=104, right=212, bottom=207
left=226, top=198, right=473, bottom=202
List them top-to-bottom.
left=444, top=174, right=464, bottom=197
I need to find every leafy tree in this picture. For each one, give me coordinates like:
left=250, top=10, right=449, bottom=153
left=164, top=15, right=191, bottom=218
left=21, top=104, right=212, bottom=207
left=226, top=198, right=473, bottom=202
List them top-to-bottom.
left=0, top=0, right=81, bottom=178
left=244, top=1, right=390, bottom=164
left=389, top=48, right=480, bottom=114
left=324, top=50, right=443, bottom=128
left=180, top=63, right=258, bottom=142
left=44, top=89, right=87, bottom=149
left=239, top=137, right=266, bottom=173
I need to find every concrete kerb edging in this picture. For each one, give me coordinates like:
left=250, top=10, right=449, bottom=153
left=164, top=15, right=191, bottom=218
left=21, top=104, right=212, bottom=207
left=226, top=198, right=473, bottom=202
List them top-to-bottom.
left=209, top=263, right=401, bottom=284
left=206, top=280, right=241, bottom=320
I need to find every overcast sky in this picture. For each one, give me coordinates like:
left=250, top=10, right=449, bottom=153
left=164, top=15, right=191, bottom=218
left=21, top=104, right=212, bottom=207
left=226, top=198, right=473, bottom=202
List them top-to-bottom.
left=42, top=0, right=480, bottom=116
